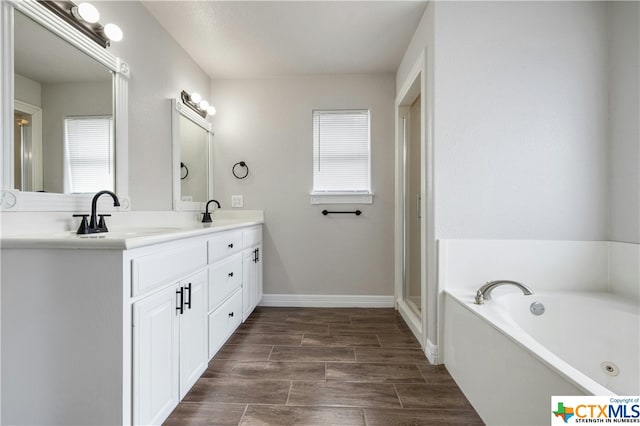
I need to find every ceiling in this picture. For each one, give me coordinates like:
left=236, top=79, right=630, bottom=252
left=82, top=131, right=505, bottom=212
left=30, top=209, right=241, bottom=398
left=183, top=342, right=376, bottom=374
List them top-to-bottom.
left=141, top=1, right=428, bottom=79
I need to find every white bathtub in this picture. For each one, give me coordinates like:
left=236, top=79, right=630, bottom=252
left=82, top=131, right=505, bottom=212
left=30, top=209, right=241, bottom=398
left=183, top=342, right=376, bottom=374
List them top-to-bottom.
left=443, top=289, right=640, bottom=426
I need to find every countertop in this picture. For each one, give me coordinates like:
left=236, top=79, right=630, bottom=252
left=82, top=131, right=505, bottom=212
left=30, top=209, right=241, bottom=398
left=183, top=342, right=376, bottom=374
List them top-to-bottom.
left=0, top=218, right=263, bottom=250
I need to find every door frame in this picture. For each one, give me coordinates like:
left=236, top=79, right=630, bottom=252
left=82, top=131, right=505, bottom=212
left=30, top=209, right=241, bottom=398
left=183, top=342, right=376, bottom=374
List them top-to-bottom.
left=394, top=49, right=437, bottom=362
left=13, top=99, right=42, bottom=191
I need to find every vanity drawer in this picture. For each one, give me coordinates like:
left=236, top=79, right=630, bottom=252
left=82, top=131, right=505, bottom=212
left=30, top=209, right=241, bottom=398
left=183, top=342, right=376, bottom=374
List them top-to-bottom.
left=242, top=226, right=262, bottom=248
left=208, top=231, right=243, bottom=263
left=131, top=242, right=207, bottom=296
left=208, top=253, right=242, bottom=311
left=208, top=289, right=243, bottom=358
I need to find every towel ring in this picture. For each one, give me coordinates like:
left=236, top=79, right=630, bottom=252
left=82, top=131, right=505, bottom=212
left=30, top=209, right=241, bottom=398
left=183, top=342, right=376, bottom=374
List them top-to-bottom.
left=232, top=161, right=249, bottom=179
left=180, top=162, right=189, bottom=180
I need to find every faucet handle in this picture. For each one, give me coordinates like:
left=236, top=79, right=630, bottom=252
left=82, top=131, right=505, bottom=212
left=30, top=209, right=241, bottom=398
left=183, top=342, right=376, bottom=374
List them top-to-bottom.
left=73, top=214, right=90, bottom=234
left=97, top=214, right=111, bottom=232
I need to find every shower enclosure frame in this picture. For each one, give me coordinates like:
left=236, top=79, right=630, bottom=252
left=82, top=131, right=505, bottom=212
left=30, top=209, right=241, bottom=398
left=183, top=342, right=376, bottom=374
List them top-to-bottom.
left=394, top=49, right=438, bottom=363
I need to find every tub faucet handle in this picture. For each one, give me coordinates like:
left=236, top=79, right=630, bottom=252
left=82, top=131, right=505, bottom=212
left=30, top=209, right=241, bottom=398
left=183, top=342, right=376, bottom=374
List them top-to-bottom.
left=474, top=280, right=534, bottom=305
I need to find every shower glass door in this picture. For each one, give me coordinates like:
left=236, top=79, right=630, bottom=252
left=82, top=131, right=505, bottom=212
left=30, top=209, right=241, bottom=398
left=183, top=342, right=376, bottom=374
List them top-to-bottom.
left=403, top=95, right=422, bottom=315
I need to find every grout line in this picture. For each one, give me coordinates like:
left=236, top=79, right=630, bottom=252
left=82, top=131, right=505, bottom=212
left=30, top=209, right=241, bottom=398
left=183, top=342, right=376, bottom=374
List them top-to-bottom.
left=267, top=345, right=275, bottom=360
left=417, top=362, right=429, bottom=384
left=284, top=381, right=293, bottom=406
left=392, top=384, right=404, bottom=409
left=237, top=404, right=249, bottom=425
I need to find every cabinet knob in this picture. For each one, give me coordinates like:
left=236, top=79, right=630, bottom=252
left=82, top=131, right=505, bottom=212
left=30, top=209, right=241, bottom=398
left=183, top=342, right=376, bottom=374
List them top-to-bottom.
left=228, top=243, right=234, bottom=248
left=228, top=272, right=234, bottom=277
left=228, top=312, right=234, bottom=318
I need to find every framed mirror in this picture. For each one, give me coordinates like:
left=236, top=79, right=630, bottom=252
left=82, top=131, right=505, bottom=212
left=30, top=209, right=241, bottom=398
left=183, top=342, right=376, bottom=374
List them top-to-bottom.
left=1, top=0, right=130, bottom=211
left=171, top=99, right=213, bottom=211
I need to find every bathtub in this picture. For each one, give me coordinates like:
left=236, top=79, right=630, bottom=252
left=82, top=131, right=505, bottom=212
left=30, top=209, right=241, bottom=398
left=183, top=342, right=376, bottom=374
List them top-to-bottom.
left=443, top=289, right=640, bottom=426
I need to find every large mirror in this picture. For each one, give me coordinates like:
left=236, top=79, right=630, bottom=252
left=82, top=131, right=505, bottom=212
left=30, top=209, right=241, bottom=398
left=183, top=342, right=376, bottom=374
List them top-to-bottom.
left=1, top=1, right=129, bottom=211
left=14, top=10, right=113, bottom=194
left=171, top=99, right=213, bottom=211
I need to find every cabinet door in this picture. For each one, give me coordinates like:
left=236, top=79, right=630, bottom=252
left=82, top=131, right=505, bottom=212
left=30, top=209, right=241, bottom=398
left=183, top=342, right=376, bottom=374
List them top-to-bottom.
left=242, top=248, right=255, bottom=321
left=179, top=269, right=208, bottom=399
left=133, top=284, right=180, bottom=426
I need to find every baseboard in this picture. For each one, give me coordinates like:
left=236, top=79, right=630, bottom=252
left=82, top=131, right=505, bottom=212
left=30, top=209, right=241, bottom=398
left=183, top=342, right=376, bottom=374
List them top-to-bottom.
left=260, top=294, right=395, bottom=308
left=425, top=338, right=439, bottom=364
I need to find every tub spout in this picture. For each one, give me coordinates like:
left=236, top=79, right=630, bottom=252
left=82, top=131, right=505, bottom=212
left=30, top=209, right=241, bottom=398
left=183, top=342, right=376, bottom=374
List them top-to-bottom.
left=475, top=280, right=534, bottom=305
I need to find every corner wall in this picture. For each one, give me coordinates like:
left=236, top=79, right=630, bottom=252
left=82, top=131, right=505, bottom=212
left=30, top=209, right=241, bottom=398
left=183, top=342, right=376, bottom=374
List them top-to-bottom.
left=609, top=1, right=640, bottom=244
left=210, top=74, right=396, bottom=298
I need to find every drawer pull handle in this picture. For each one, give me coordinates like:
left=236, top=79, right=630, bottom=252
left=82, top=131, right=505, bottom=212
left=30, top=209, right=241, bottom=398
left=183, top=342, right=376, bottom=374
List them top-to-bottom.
left=228, top=243, right=234, bottom=248
left=228, top=272, right=234, bottom=278
left=184, top=283, right=192, bottom=309
left=176, top=287, right=184, bottom=315
left=228, top=312, right=234, bottom=318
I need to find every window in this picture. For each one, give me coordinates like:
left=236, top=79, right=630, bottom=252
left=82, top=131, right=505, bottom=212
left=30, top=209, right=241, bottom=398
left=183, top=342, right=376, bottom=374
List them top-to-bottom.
left=311, top=109, right=372, bottom=204
left=64, top=116, right=114, bottom=193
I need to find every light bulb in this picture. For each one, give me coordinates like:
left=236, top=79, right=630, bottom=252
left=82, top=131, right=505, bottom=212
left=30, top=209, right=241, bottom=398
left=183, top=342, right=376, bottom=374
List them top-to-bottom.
left=72, top=2, right=100, bottom=24
left=104, top=23, right=123, bottom=42
left=190, top=93, right=202, bottom=104
left=199, top=100, right=209, bottom=110
left=206, top=105, right=216, bottom=116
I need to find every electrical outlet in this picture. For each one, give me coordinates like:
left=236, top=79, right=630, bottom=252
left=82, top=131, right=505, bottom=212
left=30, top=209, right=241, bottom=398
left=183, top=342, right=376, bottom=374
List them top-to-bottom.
left=231, top=195, right=244, bottom=208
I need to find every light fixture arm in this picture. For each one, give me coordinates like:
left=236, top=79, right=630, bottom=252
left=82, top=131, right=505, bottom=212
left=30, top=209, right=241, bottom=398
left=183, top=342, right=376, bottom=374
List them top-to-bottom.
left=39, top=1, right=123, bottom=48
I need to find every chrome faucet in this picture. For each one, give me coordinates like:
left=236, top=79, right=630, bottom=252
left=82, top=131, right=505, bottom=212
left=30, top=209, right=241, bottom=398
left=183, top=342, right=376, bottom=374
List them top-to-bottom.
left=74, top=190, right=120, bottom=234
left=201, top=199, right=221, bottom=223
left=474, top=280, right=534, bottom=305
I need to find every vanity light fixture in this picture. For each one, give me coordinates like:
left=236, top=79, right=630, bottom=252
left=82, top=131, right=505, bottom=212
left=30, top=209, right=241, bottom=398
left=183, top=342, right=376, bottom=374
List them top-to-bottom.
left=39, top=1, right=123, bottom=47
left=71, top=2, right=100, bottom=24
left=103, top=23, right=123, bottom=42
left=181, top=90, right=216, bottom=119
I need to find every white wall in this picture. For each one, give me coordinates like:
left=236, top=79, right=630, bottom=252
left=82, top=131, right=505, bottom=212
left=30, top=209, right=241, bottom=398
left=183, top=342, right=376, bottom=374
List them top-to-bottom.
left=96, top=1, right=211, bottom=210
left=401, top=1, right=615, bottom=242
left=434, top=1, right=609, bottom=240
left=609, top=2, right=640, bottom=244
left=14, top=74, right=41, bottom=107
left=210, top=74, right=396, bottom=297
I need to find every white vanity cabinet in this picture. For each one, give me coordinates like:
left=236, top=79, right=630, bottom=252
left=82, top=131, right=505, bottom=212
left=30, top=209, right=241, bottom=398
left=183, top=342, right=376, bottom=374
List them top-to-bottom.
left=1, top=221, right=263, bottom=426
left=242, top=226, right=263, bottom=321
left=132, top=268, right=207, bottom=426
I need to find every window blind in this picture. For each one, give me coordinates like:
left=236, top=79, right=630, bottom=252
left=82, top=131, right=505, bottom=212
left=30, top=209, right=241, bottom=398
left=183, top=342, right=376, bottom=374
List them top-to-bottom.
left=312, top=110, right=371, bottom=193
left=64, top=116, right=114, bottom=193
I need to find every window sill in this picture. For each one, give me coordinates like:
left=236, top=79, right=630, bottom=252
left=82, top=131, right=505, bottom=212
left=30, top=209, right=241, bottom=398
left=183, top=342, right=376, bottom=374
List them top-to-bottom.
left=310, top=192, right=374, bottom=205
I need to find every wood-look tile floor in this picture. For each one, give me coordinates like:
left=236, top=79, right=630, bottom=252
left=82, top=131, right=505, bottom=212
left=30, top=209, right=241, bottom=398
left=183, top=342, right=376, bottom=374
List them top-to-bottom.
left=164, top=307, right=484, bottom=425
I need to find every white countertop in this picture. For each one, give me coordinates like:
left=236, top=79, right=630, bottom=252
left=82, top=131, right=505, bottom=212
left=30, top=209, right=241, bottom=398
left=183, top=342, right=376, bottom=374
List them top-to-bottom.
left=1, top=218, right=263, bottom=250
